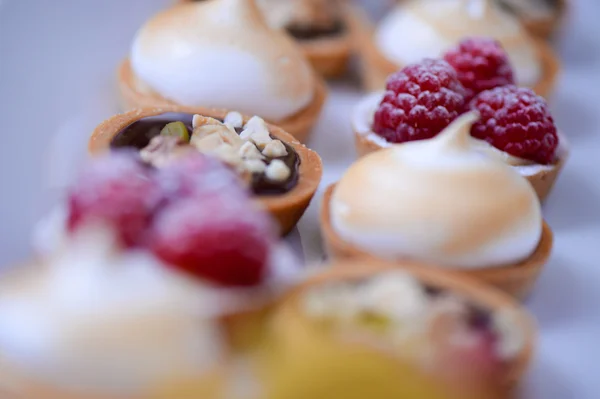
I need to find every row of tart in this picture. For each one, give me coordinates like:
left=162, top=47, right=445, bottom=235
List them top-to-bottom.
left=118, top=0, right=563, bottom=144
left=2, top=146, right=533, bottom=398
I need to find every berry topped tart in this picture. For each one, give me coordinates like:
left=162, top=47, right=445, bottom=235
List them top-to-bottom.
left=117, top=0, right=327, bottom=143
left=181, top=0, right=352, bottom=78
left=352, top=0, right=559, bottom=97
left=353, top=49, right=568, bottom=202
left=89, top=107, right=323, bottom=235
left=327, top=113, right=553, bottom=299
left=0, top=151, right=302, bottom=399
left=262, top=260, right=535, bottom=398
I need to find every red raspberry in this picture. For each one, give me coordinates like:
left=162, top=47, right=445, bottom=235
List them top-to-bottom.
left=444, top=37, right=515, bottom=103
left=373, top=59, right=467, bottom=143
left=470, top=85, right=559, bottom=164
left=67, top=151, right=162, bottom=247
left=156, top=153, right=248, bottom=202
left=149, top=195, right=276, bottom=287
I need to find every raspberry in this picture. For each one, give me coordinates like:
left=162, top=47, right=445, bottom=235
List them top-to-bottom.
left=444, top=37, right=515, bottom=103
left=373, top=59, right=467, bottom=143
left=470, top=85, right=558, bottom=164
left=67, top=151, right=162, bottom=247
left=156, top=153, right=248, bottom=202
left=149, top=195, right=276, bottom=287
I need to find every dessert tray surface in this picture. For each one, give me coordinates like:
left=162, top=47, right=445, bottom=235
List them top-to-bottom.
left=1, top=0, right=600, bottom=397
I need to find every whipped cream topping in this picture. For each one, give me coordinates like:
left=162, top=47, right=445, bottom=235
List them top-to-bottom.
left=130, top=0, right=315, bottom=121
left=374, top=0, right=542, bottom=86
left=334, top=112, right=543, bottom=269
left=0, top=225, right=237, bottom=393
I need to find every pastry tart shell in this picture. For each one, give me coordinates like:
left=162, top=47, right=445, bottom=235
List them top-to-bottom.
left=89, top=106, right=323, bottom=236
left=320, top=184, right=554, bottom=300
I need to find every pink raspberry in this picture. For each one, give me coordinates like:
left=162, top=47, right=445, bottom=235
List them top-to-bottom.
left=444, top=37, right=515, bottom=103
left=373, top=59, right=467, bottom=143
left=470, top=85, right=559, bottom=164
left=67, top=151, right=162, bottom=247
left=156, top=153, right=248, bottom=202
left=149, top=195, right=276, bottom=287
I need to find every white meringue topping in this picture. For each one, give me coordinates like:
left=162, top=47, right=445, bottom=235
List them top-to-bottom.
left=130, top=0, right=315, bottom=121
left=374, top=0, right=542, bottom=86
left=333, top=112, right=543, bottom=269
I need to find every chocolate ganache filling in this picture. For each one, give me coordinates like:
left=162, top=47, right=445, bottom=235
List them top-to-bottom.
left=286, top=20, right=346, bottom=41
left=110, top=113, right=300, bottom=196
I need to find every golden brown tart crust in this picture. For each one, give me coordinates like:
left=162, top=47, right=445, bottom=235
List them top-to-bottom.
left=116, top=60, right=328, bottom=144
left=89, top=106, right=323, bottom=236
left=320, top=184, right=553, bottom=299
left=273, top=259, right=536, bottom=389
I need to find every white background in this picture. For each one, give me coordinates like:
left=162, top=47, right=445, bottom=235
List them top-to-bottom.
left=0, top=0, right=599, bottom=397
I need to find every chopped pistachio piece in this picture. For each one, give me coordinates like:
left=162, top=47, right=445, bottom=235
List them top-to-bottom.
left=160, top=121, right=189, bottom=142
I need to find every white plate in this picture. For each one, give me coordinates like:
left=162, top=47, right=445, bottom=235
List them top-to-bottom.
left=1, top=0, right=600, bottom=397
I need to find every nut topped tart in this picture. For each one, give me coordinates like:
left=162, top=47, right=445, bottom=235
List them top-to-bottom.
left=118, top=0, right=327, bottom=142
left=353, top=0, right=559, bottom=97
left=497, top=0, right=567, bottom=39
left=353, top=56, right=568, bottom=202
left=90, top=107, right=323, bottom=235
left=325, top=113, right=553, bottom=299
left=0, top=151, right=303, bottom=398
left=264, top=260, right=535, bottom=398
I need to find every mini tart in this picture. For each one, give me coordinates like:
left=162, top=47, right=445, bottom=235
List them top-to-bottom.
left=502, top=0, right=568, bottom=39
left=347, top=6, right=560, bottom=99
left=117, top=59, right=328, bottom=144
left=351, top=92, right=569, bottom=203
left=89, top=106, right=323, bottom=236
left=320, top=184, right=553, bottom=300
left=269, top=260, right=535, bottom=391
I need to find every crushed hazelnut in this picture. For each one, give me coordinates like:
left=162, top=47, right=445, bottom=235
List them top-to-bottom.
left=224, top=111, right=244, bottom=129
left=192, top=114, right=221, bottom=129
left=241, top=116, right=272, bottom=149
left=191, top=132, right=225, bottom=153
left=140, top=136, right=194, bottom=167
left=262, top=140, right=288, bottom=158
left=239, top=141, right=264, bottom=160
left=244, top=159, right=267, bottom=174
left=265, top=160, right=291, bottom=182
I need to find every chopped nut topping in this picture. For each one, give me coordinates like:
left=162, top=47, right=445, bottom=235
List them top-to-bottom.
left=224, top=111, right=244, bottom=129
left=192, top=114, right=221, bottom=130
left=241, top=116, right=272, bottom=149
left=191, top=132, right=225, bottom=153
left=140, top=136, right=195, bottom=168
left=262, top=140, right=288, bottom=158
left=239, top=141, right=264, bottom=160
left=244, top=159, right=267, bottom=174
left=265, top=159, right=291, bottom=182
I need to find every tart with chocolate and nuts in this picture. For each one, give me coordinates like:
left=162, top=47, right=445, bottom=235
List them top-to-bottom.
left=497, top=0, right=568, bottom=39
left=89, top=107, right=323, bottom=235
left=266, top=260, right=535, bottom=397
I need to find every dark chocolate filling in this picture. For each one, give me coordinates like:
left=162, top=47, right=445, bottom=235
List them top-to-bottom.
left=286, top=20, right=346, bottom=41
left=110, top=112, right=300, bottom=196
